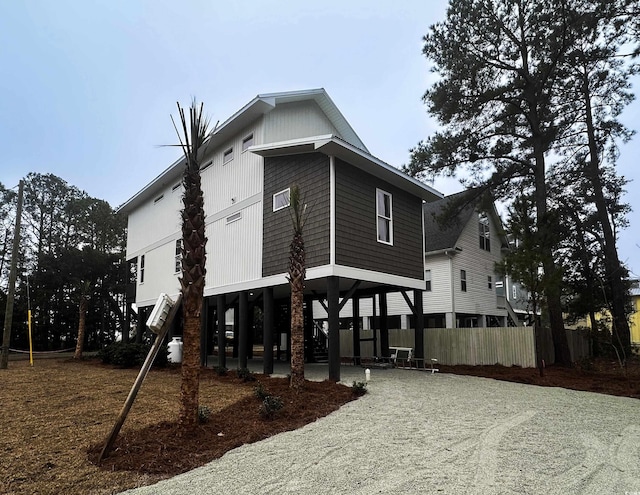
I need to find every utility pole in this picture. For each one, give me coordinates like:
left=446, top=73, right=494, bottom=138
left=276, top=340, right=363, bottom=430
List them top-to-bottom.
left=1, top=180, right=24, bottom=369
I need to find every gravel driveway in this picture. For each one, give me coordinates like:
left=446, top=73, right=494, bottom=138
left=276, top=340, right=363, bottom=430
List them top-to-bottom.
left=122, top=364, right=640, bottom=494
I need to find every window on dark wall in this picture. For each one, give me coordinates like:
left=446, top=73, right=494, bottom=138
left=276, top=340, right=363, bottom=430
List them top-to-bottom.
left=273, top=188, right=291, bottom=211
left=376, top=188, right=393, bottom=245
left=479, top=213, right=490, bottom=251
left=460, top=269, right=467, bottom=292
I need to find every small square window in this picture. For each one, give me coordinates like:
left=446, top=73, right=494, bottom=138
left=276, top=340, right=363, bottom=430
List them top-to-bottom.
left=242, top=133, right=254, bottom=151
left=223, top=148, right=233, bottom=164
left=273, top=188, right=291, bottom=211
left=461, top=269, right=467, bottom=292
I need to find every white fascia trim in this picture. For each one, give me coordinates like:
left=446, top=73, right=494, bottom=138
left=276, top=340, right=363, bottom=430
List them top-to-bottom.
left=248, top=135, right=334, bottom=155
left=315, top=138, right=443, bottom=200
left=329, top=265, right=425, bottom=290
left=204, top=275, right=289, bottom=297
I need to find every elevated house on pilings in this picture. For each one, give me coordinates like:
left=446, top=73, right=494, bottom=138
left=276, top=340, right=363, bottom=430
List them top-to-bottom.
left=118, top=88, right=442, bottom=381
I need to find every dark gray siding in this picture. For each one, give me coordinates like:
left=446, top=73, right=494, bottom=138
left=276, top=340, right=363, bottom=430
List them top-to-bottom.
left=263, top=153, right=330, bottom=277
left=335, top=159, right=423, bottom=279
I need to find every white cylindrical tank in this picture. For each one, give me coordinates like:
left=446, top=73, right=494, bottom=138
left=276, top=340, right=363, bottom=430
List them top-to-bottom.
left=168, top=336, right=183, bottom=363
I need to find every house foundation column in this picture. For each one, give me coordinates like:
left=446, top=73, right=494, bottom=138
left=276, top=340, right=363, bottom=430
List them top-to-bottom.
left=327, top=276, right=340, bottom=381
left=263, top=287, right=274, bottom=374
left=414, top=289, right=424, bottom=360
left=238, top=291, right=249, bottom=369
left=380, top=292, right=390, bottom=358
left=216, top=294, right=226, bottom=369
left=352, top=296, right=361, bottom=366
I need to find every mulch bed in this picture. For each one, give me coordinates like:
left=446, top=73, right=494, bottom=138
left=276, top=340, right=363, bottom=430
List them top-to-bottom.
left=89, top=370, right=358, bottom=477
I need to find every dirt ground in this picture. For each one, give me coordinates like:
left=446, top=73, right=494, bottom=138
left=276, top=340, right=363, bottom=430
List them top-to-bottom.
left=1, top=356, right=639, bottom=495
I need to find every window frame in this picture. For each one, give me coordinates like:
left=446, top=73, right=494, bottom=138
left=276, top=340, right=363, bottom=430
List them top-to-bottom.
left=242, top=133, right=254, bottom=152
left=223, top=147, right=233, bottom=164
left=273, top=188, right=291, bottom=212
left=376, top=188, right=393, bottom=245
left=226, top=212, right=242, bottom=224
left=479, top=213, right=491, bottom=252
left=174, top=239, right=182, bottom=274
left=139, top=254, right=145, bottom=284
left=425, top=269, right=432, bottom=292
left=460, top=269, right=467, bottom=292
left=487, top=275, right=492, bottom=290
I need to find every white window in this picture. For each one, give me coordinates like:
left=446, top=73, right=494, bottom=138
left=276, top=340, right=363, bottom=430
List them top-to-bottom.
left=242, top=133, right=254, bottom=151
left=223, top=147, right=233, bottom=164
left=273, top=188, right=291, bottom=211
left=376, top=189, right=393, bottom=245
left=226, top=212, right=242, bottom=224
left=479, top=213, right=490, bottom=251
left=174, top=239, right=182, bottom=274
left=139, top=254, right=145, bottom=284
left=460, top=269, right=467, bottom=292
left=425, top=270, right=432, bottom=291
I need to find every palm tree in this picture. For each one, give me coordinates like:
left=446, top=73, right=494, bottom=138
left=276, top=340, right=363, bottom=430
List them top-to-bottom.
left=172, top=100, right=212, bottom=428
left=287, top=185, right=308, bottom=390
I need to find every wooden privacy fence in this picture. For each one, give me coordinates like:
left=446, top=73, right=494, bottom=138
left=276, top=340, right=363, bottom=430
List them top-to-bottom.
left=339, top=327, right=591, bottom=368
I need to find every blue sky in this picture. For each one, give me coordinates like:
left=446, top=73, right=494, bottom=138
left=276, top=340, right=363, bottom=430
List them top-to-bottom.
left=1, top=0, right=638, bottom=276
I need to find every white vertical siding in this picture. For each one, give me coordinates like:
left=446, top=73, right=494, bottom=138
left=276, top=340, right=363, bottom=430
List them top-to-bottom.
left=264, top=101, right=337, bottom=143
left=201, top=120, right=264, bottom=215
left=126, top=181, right=182, bottom=259
left=207, top=201, right=262, bottom=287
left=135, top=241, right=181, bottom=306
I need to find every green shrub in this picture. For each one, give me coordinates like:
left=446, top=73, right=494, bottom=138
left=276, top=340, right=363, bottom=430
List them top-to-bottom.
left=98, top=342, right=168, bottom=368
left=214, top=366, right=229, bottom=376
left=236, top=367, right=256, bottom=382
left=254, top=381, right=269, bottom=401
left=351, top=381, right=368, bottom=396
left=259, top=395, right=283, bottom=419
left=198, top=405, right=212, bottom=424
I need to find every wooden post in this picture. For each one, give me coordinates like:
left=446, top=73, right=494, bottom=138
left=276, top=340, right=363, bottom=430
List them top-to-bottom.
left=327, top=276, right=340, bottom=382
left=263, top=287, right=274, bottom=374
left=98, top=293, right=182, bottom=462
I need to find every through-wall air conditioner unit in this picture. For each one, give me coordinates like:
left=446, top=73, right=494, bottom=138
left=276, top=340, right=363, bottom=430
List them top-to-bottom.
left=146, top=293, right=174, bottom=334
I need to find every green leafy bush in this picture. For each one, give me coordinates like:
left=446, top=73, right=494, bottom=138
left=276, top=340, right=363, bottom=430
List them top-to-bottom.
left=98, top=342, right=168, bottom=368
left=214, top=366, right=229, bottom=376
left=236, top=367, right=256, bottom=382
left=254, top=381, right=269, bottom=401
left=351, top=381, right=368, bottom=396
left=258, top=395, right=283, bottom=419
left=198, top=405, right=212, bottom=424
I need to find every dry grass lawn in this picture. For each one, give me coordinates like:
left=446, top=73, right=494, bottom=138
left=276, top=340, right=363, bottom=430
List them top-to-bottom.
left=0, top=358, right=253, bottom=495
